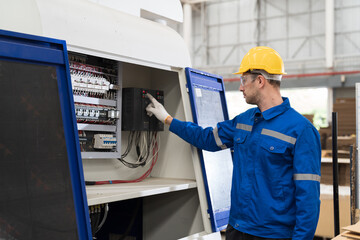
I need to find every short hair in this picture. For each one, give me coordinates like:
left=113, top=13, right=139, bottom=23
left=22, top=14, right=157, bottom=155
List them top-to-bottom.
left=268, top=79, right=281, bottom=88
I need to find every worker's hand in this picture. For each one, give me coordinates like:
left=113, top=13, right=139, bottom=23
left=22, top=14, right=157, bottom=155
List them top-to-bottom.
left=146, top=93, right=171, bottom=124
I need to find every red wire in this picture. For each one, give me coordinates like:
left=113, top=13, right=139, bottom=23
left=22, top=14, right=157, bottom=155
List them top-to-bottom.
left=94, top=133, right=159, bottom=185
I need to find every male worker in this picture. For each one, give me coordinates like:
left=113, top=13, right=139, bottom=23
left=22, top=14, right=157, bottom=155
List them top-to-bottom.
left=146, top=46, right=321, bottom=240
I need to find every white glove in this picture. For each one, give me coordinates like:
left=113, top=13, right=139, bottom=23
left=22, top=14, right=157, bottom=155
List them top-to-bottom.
left=146, top=93, right=170, bottom=123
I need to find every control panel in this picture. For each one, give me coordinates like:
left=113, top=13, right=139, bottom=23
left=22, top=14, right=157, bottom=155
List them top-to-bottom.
left=69, top=53, right=120, bottom=158
left=122, top=88, right=164, bottom=131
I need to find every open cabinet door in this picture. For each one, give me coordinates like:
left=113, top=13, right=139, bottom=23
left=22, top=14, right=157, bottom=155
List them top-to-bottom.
left=0, top=29, right=92, bottom=239
left=185, top=67, right=233, bottom=232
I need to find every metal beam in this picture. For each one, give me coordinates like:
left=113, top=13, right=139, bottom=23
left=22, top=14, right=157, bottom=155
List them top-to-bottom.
left=181, top=0, right=213, bottom=4
left=264, top=0, right=286, bottom=13
left=325, top=0, right=335, bottom=68
left=206, top=9, right=325, bottom=28
left=207, top=34, right=324, bottom=49
left=343, top=34, right=360, bottom=52
left=291, top=37, right=309, bottom=59
left=222, top=45, right=237, bottom=64
left=224, top=74, right=360, bottom=91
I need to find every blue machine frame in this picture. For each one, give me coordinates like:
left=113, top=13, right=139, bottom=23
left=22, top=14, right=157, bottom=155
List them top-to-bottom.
left=0, top=29, right=92, bottom=239
left=185, top=67, right=233, bottom=232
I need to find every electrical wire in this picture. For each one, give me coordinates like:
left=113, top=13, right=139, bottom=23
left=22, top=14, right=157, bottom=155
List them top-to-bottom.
left=118, top=131, right=152, bottom=168
left=121, top=131, right=135, bottom=158
left=135, top=131, right=151, bottom=164
left=85, top=132, right=160, bottom=185
left=95, top=203, right=109, bottom=234
left=93, top=206, right=101, bottom=237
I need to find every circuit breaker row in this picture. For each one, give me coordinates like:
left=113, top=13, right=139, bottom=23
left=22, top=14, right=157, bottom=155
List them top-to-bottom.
left=70, top=59, right=119, bottom=100
left=75, top=103, right=119, bottom=124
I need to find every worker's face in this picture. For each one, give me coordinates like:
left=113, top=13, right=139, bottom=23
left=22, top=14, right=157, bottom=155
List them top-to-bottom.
left=239, top=74, right=260, bottom=105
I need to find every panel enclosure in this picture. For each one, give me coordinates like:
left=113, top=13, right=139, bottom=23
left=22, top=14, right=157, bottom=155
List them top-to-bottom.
left=0, top=29, right=91, bottom=239
left=68, top=52, right=122, bottom=160
left=81, top=61, right=206, bottom=239
left=185, top=67, right=233, bottom=232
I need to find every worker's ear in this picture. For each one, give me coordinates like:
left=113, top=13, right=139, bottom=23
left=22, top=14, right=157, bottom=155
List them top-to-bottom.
left=257, top=75, right=266, bottom=88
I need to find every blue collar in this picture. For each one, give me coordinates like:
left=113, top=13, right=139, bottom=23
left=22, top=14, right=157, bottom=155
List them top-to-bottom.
left=252, top=97, right=291, bottom=121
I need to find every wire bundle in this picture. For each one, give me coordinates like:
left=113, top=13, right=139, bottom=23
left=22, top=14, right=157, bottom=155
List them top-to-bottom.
left=85, top=131, right=159, bottom=185
left=118, top=131, right=154, bottom=168
left=89, top=204, right=109, bottom=238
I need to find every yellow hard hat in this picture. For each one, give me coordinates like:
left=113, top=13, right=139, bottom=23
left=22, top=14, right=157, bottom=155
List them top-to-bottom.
left=234, top=46, right=286, bottom=75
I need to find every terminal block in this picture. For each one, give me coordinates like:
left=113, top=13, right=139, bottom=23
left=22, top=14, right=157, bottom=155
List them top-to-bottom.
left=93, top=134, right=117, bottom=149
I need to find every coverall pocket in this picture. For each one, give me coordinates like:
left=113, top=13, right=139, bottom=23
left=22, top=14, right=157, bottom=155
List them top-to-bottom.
left=234, top=133, right=247, bottom=145
left=257, top=140, right=293, bottom=180
left=260, top=140, right=287, bottom=154
left=264, top=182, right=288, bottom=224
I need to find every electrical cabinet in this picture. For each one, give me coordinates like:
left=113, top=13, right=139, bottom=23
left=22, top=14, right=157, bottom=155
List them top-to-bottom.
left=0, top=1, right=226, bottom=239
left=69, top=53, right=121, bottom=159
left=80, top=55, right=208, bottom=240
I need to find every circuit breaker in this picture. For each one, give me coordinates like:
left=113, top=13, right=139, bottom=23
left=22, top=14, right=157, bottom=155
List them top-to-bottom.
left=69, top=53, right=121, bottom=158
left=122, top=88, right=164, bottom=131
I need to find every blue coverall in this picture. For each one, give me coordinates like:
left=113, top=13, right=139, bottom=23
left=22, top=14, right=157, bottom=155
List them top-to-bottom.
left=169, top=97, right=321, bottom=239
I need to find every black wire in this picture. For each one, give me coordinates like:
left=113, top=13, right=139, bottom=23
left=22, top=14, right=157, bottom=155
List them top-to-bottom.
left=141, top=130, right=153, bottom=166
left=117, top=131, right=154, bottom=168
left=117, top=131, right=139, bottom=168
left=121, top=131, right=134, bottom=158
left=135, top=131, right=150, bottom=166
left=117, top=158, right=143, bottom=168
left=85, top=181, right=96, bottom=185
left=93, top=206, right=101, bottom=236
left=90, top=210, right=94, bottom=236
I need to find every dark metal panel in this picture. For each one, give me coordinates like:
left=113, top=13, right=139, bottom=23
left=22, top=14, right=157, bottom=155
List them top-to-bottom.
left=0, top=29, right=91, bottom=240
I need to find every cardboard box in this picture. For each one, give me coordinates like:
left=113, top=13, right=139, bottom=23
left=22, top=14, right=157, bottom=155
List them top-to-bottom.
left=333, top=98, right=356, bottom=136
left=303, top=114, right=314, bottom=124
left=319, top=127, right=332, bottom=149
left=325, top=136, right=355, bottom=159
left=320, top=162, right=350, bottom=186
left=316, top=187, right=350, bottom=238
left=332, top=220, right=360, bottom=239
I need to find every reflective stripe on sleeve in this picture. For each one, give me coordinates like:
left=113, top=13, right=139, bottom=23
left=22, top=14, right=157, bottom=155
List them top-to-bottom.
left=236, top=123, right=252, bottom=132
left=213, top=127, right=227, bottom=149
left=261, top=129, right=297, bottom=144
left=293, top=174, right=321, bottom=182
